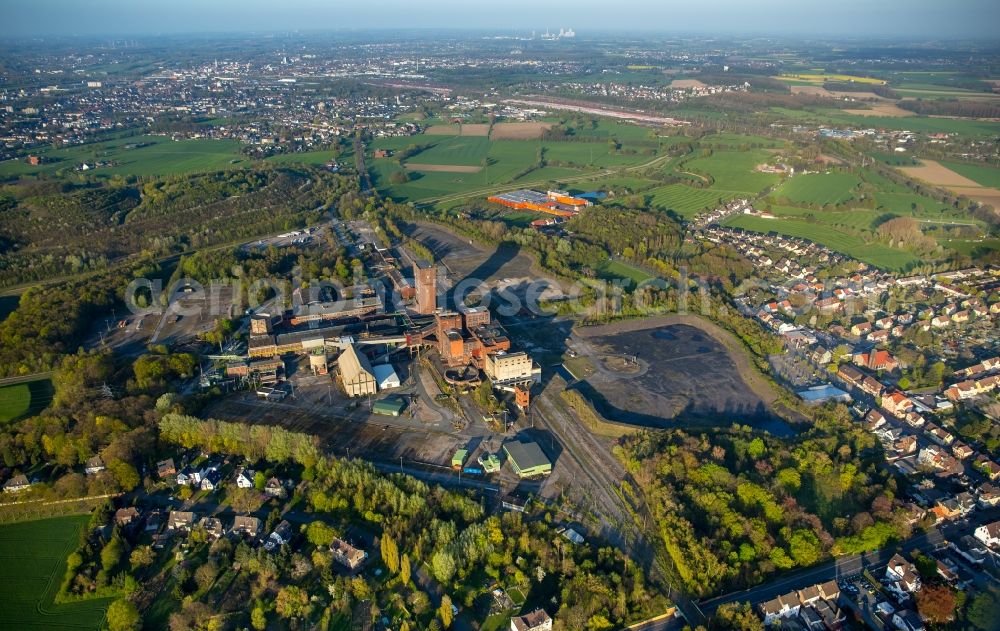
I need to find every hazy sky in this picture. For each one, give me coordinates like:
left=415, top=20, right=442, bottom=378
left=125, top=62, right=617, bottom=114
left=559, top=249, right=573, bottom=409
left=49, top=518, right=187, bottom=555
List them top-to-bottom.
left=4, top=0, right=999, bottom=39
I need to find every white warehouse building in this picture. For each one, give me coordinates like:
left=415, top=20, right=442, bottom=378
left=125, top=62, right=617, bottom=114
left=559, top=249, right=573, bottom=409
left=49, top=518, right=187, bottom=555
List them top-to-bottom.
left=373, top=363, right=401, bottom=390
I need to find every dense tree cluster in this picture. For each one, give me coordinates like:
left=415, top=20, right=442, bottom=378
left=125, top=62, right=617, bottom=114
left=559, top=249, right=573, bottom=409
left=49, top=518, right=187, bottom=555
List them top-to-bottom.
left=0, top=351, right=155, bottom=499
left=619, top=410, right=915, bottom=596
left=153, top=415, right=669, bottom=629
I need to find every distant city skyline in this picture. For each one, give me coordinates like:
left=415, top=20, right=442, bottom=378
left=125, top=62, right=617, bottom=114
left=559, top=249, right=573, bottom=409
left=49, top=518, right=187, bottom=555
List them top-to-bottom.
left=3, top=0, right=1000, bottom=39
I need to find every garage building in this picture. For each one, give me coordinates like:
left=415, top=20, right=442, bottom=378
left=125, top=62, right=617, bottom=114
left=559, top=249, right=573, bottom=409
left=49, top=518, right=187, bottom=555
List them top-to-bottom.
left=373, top=363, right=401, bottom=390
left=503, top=441, right=552, bottom=478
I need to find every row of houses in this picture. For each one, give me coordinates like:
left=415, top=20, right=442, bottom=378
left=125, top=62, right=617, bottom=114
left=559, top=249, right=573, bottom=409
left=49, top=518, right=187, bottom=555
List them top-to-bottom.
left=5, top=453, right=111, bottom=493
left=158, top=457, right=290, bottom=497
left=164, top=509, right=367, bottom=569
left=758, top=555, right=931, bottom=630
left=758, top=579, right=843, bottom=627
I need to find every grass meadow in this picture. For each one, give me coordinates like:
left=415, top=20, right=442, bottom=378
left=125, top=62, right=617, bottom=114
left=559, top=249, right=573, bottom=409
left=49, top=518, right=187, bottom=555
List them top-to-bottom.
left=0, top=135, right=247, bottom=179
left=684, top=149, right=781, bottom=195
left=775, top=173, right=861, bottom=205
left=645, top=184, right=730, bottom=218
left=596, top=259, right=654, bottom=289
left=0, top=378, right=53, bottom=424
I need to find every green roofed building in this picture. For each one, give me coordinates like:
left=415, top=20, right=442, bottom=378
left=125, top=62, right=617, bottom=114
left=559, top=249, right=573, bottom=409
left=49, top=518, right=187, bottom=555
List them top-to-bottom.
left=372, top=395, right=407, bottom=417
left=503, top=441, right=552, bottom=478
left=452, top=449, right=468, bottom=469
left=478, top=453, right=501, bottom=473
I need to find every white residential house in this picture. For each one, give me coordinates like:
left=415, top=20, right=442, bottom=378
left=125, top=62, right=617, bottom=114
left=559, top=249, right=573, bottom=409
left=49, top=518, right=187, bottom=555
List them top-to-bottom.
left=84, top=455, right=106, bottom=475
left=176, top=466, right=196, bottom=486
left=235, top=467, right=255, bottom=489
left=200, top=469, right=223, bottom=491
left=2, top=474, right=31, bottom=493
left=264, top=520, right=294, bottom=552
left=974, top=521, right=1000, bottom=548
left=885, top=554, right=921, bottom=599
left=759, top=592, right=801, bottom=625
left=510, top=609, right=553, bottom=631
left=891, top=609, right=925, bottom=631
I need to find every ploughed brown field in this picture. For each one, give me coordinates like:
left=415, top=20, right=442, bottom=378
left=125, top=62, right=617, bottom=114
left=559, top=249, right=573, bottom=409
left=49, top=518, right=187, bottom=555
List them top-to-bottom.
left=669, top=78, right=707, bottom=89
left=843, top=103, right=913, bottom=117
left=490, top=121, right=552, bottom=139
left=900, top=159, right=1000, bottom=208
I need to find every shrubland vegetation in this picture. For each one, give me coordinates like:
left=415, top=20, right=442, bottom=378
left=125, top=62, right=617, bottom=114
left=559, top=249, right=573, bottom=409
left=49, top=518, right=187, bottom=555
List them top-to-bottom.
left=0, top=165, right=355, bottom=286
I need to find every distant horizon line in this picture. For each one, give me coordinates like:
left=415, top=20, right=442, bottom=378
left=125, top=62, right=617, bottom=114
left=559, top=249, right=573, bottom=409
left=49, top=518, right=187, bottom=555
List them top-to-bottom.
left=2, top=28, right=1000, bottom=45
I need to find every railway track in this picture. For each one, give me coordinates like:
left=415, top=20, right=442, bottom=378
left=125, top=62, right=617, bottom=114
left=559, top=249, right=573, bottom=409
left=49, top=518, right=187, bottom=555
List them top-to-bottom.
left=532, top=379, right=706, bottom=625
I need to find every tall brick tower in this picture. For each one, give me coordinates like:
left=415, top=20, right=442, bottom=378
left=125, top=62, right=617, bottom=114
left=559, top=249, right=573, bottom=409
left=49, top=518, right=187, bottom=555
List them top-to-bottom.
left=413, top=260, right=436, bottom=315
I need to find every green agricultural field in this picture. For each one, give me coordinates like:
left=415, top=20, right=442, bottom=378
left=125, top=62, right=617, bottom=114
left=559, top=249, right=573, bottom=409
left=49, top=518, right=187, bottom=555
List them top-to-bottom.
left=893, top=84, right=999, bottom=99
left=769, top=107, right=1000, bottom=137
left=818, top=110, right=1000, bottom=136
left=372, top=120, right=669, bottom=202
left=566, top=120, right=658, bottom=141
left=701, top=132, right=788, bottom=149
left=369, top=134, right=454, bottom=153
left=0, top=135, right=247, bottom=179
left=407, top=136, right=493, bottom=166
left=373, top=137, right=657, bottom=202
left=539, top=141, right=652, bottom=168
left=265, top=149, right=338, bottom=167
left=684, top=149, right=782, bottom=195
left=870, top=151, right=919, bottom=166
left=939, top=161, right=1000, bottom=189
left=369, top=162, right=470, bottom=201
left=512, top=166, right=581, bottom=183
left=859, top=170, right=976, bottom=223
left=775, top=173, right=862, bottom=205
left=568, top=176, right=656, bottom=193
left=645, top=184, right=730, bottom=218
left=875, top=192, right=959, bottom=219
left=768, top=206, right=881, bottom=231
left=723, top=214, right=918, bottom=270
left=937, top=237, right=1000, bottom=257
left=0, top=378, right=53, bottom=424
left=0, top=516, right=111, bottom=631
